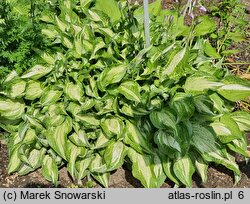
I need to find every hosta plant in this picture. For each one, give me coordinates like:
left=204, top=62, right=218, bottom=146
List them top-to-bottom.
left=0, top=0, right=250, bottom=188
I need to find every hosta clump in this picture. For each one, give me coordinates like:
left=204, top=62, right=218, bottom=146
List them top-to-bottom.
left=1, top=0, right=250, bottom=188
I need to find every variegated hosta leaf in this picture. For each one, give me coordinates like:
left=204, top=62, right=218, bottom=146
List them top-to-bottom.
left=95, top=0, right=121, bottom=23
left=162, top=47, right=186, bottom=76
left=97, top=64, right=127, bottom=91
left=21, top=65, right=52, bottom=80
left=184, top=74, right=224, bottom=94
left=7, top=79, right=26, bottom=98
left=25, top=81, right=44, bottom=100
left=118, top=81, right=141, bottom=103
left=65, top=82, right=84, bottom=102
left=217, top=84, right=250, bottom=102
left=40, top=89, right=63, bottom=106
left=170, top=93, right=195, bottom=121
left=193, top=95, right=215, bottom=115
left=0, top=98, right=25, bottom=120
left=149, top=108, right=177, bottom=131
left=230, top=111, right=250, bottom=132
left=44, top=114, right=65, bottom=128
left=75, top=114, right=100, bottom=128
left=210, top=114, right=242, bottom=143
left=24, top=115, right=44, bottom=131
left=100, top=116, right=124, bottom=138
left=46, top=117, right=72, bottom=160
left=124, top=121, right=154, bottom=154
left=18, top=122, right=29, bottom=141
left=192, top=124, right=241, bottom=177
left=22, top=128, right=36, bottom=145
left=69, top=129, right=91, bottom=147
left=94, top=130, right=113, bottom=149
left=154, top=130, right=181, bottom=158
left=227, top=137, right=249, bottom=158
left=66, top=141, right=86, bottom=179
left=104, top=141, right=126, bottom=171
left=8, top=144, right=22, bottom=174
left=18, top=148, right=46, bottom=175
left=127, top=148, right=165, bottom=188
left=190, top=152, right=208, bottom=183
left=89, top=154, right=107, bottom=173
left=42, top=155, right=59, bottom=186
left=161, top=155, right=180, bottom=186
left=173, top=155, right=195, bottom=187
left=75, top=157, right=92, bottom=182
left=91, top=172, right=110, bottom=188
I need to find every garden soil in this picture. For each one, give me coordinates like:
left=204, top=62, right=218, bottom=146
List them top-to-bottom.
left=0, top=0, right=250, bottom=188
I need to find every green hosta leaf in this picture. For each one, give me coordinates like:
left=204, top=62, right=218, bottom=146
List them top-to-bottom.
left=95, top=0, right=121, bottom=22
left=194, top=16, right=216, bottom=36
left=204, top=40, right=221, bottom=58
left=162, top=47, right=186, bottom=76
left=97, top=64, right=127, bottom=91
left=21, top=65, right=52, bottom=80
left=184, top=74, right=223, bottom=94
left=25, top=81, right=44, bottom=100
left=118, top=81, right=141, bottom=103
left=65, top=82, right=84, bottom=102
left=217, top=84, right=250, bottom=102
left=40, top=89, right=62, bottom=106
left=170, top=93, right=195, bottom=121
left=0, top=98, right=25, bottom=120
left=149, top=108, right=177, bottom=131
left=230, top=111, right=250, bottom=132
left=210, top=115, right=242, bottom=143
left=100, top=116, right=124, bottom=138
left=46, top=117, right=72, bottom=160
left=124, top=121, right=153, bottom=154
left=192, top=124, right=241, bottom=176
left=154, top=130, right=181, bottom=158
left=104, top=141, right=126, bottom=171
left=8, top=145, right=22, bottom=173
left=42, top=155, right=59, bottom=186
left=173, top=155, right=195, bottom=187
left=92, top=172, right=110, bottom=188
